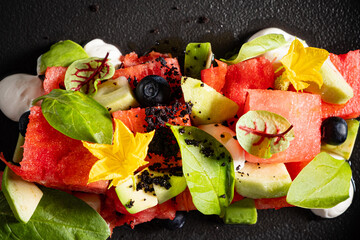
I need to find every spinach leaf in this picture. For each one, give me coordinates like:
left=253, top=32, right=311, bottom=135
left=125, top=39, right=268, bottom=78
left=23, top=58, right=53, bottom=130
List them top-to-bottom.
left=220, top=34, right=288, bottom=65
left=39, top=40, right=88, bottom=74
left=64, top=56, right=115, bottom=96
left=34, top=89, right=113, bottom=144
left=236, top=110, right=294, bottom=158
left=170, top=125, right=235, bottom=217
left=286, top=152, right=352, bottom=208
left=0, top=188, right=110, bottom=240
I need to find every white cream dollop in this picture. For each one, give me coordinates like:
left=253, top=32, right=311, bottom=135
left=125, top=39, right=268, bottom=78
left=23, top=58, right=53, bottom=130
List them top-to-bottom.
left=247, top=28, right=308, bottom=63
left=84, top=39, right=122, bottom=68
left=0, top=74, right=44, bottom=121
left=311, top=180, right=354, bottom=218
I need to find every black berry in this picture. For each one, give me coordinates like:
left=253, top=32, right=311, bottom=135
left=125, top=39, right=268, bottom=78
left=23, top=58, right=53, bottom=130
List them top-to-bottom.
left=135, top=75, right=171, bottom=107
left=19, top=111, right=31, bottom=137
left=321, top=117, right=348, bottom=145
left=162, top=211, right=186, bottom=230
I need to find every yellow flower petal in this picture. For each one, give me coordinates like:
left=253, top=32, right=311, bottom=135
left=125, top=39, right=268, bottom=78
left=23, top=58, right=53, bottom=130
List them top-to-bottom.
left=280, top=39, right=329, bottom=91
left=83, top=119, right=155, bottom=187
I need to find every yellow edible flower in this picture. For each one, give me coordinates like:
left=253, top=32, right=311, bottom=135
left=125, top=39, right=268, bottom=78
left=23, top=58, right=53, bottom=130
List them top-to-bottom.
left=280, top=38, right=329, bottom=91
left=83, top=119, right=154, bottom=187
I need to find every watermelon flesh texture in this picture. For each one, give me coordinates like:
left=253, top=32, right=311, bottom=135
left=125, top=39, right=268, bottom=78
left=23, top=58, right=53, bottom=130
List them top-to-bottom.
left=322, top=50, right=360, bottom=119
left=120, top=51, right=171, bottom=68
left=223, top=57, right=275, bottom=116
left=201, top=59, right=228, bottom=93
left=43, top=66, right=67, bottom=94
left=243, top=89, right=321, bottom=164
left=3, top=106, right=108, bottom=193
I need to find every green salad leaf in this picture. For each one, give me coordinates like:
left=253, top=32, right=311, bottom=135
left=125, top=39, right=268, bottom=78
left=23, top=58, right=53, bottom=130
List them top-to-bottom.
left=220, top=34, right=288, bottom=64
left=39, top=40, right=88, bottom=74
left=64, top=56, right=115, bottom=96
left=33, top=89, right=113, bottom=144
left=236, top=110, right=294, bottom=159
left=170, top=125, right=235, bottom=217
left=286, top=152, right=352, bottom=208
left=0, top=188, right=110, bottom=240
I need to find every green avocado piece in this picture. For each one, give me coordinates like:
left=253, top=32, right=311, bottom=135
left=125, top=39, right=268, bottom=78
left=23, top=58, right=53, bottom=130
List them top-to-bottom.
left=39, top=40, right=88, bottom=74
left=184, top=42, right=213, bottom=78
left=305, top=59, right=353, bottom=104
left=92, top=77, right=139, bottom=113
left=181, top=77, right=239, bottom=125
left=321, top=119, right=359, bottom=159
left=235, top=162, right=292, bottom=199
left=1, top=166, right=43, bottom=223
left=115, top=169, right=158, bottom=214
left=149, top=170, right=187, bottom=204
left=223, top=198, right=257, bottom=224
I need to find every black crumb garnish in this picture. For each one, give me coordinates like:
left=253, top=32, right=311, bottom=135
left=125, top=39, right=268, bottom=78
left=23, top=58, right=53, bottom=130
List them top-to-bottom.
left=89, top=4, right=99, bottom=12
left=198, top=16, right=210, bottom=24
left=150, top=29, right=160, bottom=34
left=125, top=199, right=135, bottom=208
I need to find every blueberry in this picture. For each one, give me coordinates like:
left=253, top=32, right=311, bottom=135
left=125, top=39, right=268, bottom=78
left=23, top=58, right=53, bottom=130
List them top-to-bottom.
left=135, top=75, right=171, bottom=107
left=19, top=111, right=31, bottom=137
left=321, top=117, right=348, bottom=145
left=162, top=211, right=186, bottom=230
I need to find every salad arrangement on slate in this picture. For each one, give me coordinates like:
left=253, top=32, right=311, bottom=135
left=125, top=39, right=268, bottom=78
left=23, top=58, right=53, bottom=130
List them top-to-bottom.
left=0, top=29, right=359, bottom=239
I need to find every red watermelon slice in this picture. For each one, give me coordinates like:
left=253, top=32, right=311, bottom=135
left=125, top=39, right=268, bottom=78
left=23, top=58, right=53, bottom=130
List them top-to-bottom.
left=322, top=50, right=360, bottom=119
left=120, top=51, right=171, bottom=68
left=223, top=57, right=275, bottom=116
left=201, top=59, right=228, bottom=93
left=43, top=66, right=67, bottom=94
left=243, top=89, right=321, bottom=164
left=1, top=106, right=108, bottom=193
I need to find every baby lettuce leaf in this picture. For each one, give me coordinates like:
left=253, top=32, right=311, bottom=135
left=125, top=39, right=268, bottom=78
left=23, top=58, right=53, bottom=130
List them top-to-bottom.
left=220, top=34, right=288, bottom=65
left=39, top=40, right=88, bottom=74
left=64, top=56, right=115, bottom=96
left=33, top=89, right=113, bottom=144
left=236, top=110, right=294, bottom=159
left=170, top=125, right=235, bottom=217
left=287, top=152, right=352, bottom=208
left=0, top=187, right=110, bottom=240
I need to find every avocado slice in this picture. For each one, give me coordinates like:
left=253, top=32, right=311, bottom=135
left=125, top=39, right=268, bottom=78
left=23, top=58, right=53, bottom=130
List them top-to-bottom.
left=184, top=42, right=213, bottom=78
left=306, top=58, right=354, bottom=104
left=92, top=77, right=139, bottom=113
left=181, top=77, right=239, bottom=125
left=321, top=119, right=359, bottom=160
left=235, top=162, right=292, bottom=199
left=1, top=166, right=43, bottom=223
left=115, top=169, right=158, bottom=214
left=149, top=170, right=187, bottom=204
left=223, top=198, right=257, bottom=224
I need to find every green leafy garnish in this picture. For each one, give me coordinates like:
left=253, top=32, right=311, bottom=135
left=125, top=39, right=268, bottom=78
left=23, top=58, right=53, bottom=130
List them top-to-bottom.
left=220, top=34, right=288, bottom=65
left=39, top=40, right=88, bottom=74
left=64, top=54, right=115, bottom=95
left=33, top=89, right=113, bottom=144
left=236, top=110, right=294, bottom=158
left=170, top=125, right=235, bottom=217
left=286, top=152, right=352, bottom=208
left=0, top=188, right=110, bottom=240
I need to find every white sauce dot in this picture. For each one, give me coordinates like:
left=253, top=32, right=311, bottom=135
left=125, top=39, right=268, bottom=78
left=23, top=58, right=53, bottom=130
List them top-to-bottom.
left=84, top=39, right=122, bottom=68
left=0, top=74, right=44, bottom=121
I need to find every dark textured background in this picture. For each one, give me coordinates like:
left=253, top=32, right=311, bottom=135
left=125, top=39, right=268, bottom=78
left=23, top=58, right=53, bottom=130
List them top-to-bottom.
left=0, top=0, right=359, bottom=239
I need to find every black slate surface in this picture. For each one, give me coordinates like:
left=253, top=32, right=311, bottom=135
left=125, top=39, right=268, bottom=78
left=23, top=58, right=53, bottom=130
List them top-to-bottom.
left=0, top=0, right=359, bottom=239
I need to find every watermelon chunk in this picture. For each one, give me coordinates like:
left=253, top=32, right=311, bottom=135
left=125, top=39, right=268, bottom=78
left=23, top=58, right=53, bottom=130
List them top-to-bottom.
left=322, top=50, right=360, bottom=119
left=120, top=51, right=171, bottom=68
left=113, top=57, right=183, bottom=101
left=223, top=57, right=275, bottom=115
left=201, top=59, right=228, bottom=93
left=43, top=66, right=67, bottom=94
left=243, top=89, right=321, bottom=164
left=2, top=106, right=108, bottom=193
left=254, top=196, right=293, bottom=210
